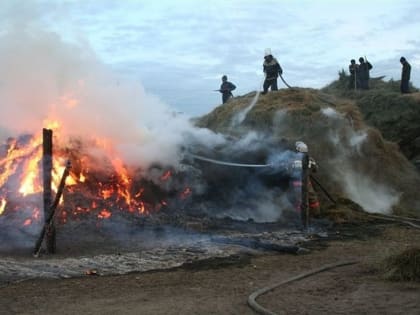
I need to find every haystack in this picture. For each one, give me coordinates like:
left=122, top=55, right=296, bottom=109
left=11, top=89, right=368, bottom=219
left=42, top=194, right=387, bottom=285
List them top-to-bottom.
left=196, top=88, right=420, bottom=216
left=381, top=247, right=420, bottom=281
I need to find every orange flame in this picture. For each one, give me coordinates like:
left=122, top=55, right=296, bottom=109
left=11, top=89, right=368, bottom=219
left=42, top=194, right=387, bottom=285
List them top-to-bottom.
left=0, top=118, right=187, bottom=227
left=18, top=147, right=43, bottom=196
left=160, top=170, right=172, bottom=181
left=79, top=172, right=86, bottom=182
left=180, top=187, right=192, bottom=199
left=0, top=198, right=6, bottom=215
left=98, top=209, right=112, bottom=219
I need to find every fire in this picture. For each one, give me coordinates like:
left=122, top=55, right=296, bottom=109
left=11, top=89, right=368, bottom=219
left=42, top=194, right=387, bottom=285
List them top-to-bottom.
left=0, top=120, right=192, bottom=230
left=0, top=137, right=42, bottom=188
left=18, top=147, right=43, bottom=196
left=160, top=170, right=172, bottom=181
left=79, top=172, right=86, bottom=182
left=180, top=187, right=192, bottom=199
left=0, top=198, right=6, bottom=215
left=22, top=208, right=41, bottom=226
left=97, top=209, right=112, bottom=219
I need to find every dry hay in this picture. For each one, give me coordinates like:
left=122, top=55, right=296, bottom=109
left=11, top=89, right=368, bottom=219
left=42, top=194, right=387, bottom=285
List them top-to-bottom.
left=196, top=88, right=420, bottom=215
left=322, top=197, right=371, bottom=224
left=381, top=247, right=420, bottom=281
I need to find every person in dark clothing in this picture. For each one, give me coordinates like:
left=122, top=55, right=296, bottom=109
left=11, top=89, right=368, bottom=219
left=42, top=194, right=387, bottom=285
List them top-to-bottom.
left=262, top=48, right=283, bottom=94
left=358, top=57, right=373, bottom=90
left=400, top=57, right=411, bottom=94
left=348, top=59, right=359, bottom=90
left=219, top=75, right=236, bottom=103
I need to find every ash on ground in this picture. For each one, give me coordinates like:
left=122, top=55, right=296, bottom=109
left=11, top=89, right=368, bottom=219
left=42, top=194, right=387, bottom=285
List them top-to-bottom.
left=0, top=209, right=326, bottom=284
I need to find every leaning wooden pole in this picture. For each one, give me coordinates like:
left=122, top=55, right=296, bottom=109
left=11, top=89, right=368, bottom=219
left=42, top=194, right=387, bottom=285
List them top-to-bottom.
left=42, top=128, right=54, bottom=253
left=34, top=160, right=71, bottom=257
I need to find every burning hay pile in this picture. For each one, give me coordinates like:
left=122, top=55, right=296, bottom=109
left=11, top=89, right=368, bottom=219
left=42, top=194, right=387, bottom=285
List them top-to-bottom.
left=1, top=20, right=419, bottom=284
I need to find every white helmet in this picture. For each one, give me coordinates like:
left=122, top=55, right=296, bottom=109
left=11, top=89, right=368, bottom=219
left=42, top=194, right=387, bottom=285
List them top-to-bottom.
left=264, top=48, right=272, bottom=57
left=295, top=141, right=308, bottom=153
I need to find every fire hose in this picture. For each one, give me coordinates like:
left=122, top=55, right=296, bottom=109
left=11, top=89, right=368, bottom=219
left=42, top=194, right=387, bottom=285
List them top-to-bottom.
left=279, top=74, right=294, bottom=90
left=187, top=153, right=271, bottom=168
left=247, top=213, right=420, bottom=315
left=367, top=213, right=420, bottom=230
left=247, top=260, right=359, bottom=315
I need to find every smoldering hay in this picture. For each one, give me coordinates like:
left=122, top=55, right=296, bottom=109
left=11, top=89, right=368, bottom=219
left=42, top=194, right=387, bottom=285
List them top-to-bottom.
left=197, top=89, right=420, bottom=215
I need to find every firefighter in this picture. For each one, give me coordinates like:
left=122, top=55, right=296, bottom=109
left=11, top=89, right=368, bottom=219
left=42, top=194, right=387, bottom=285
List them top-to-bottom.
left=262, top=48, right=283, bottom=94
left=358, top=57, right=373, bottom=90
left=400, top=57, right=411, bottom=94
left=348, top=59, right=359, bottom=90
left=219, top=75, right=236, bottom=104
left=288, top=141, right=320, bottom=225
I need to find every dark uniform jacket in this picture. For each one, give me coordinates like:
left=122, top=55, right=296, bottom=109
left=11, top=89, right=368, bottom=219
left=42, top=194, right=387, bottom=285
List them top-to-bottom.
left=263, top=57, right=283, bottom=80
left=358, top=61, right=372, bottom=81
left=402, top=61, right=411, bottom=82
left=220, top=81, right=236, bottom=94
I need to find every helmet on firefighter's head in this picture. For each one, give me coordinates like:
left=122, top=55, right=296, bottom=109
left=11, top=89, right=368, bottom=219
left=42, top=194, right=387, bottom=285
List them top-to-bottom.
left=222, top=75, right=227, bottom=81
left=295, top=141, right=308, bottom=153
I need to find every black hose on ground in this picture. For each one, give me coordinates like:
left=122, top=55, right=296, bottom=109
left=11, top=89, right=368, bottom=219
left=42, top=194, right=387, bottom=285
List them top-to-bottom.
left=367, top=214, right=420, bottom=229
left=247, top=260, right=358, bottom=315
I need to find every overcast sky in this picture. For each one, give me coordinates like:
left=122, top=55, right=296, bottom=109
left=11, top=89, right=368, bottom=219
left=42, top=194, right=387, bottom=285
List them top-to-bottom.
left=1, top=0, right=420, bottom=116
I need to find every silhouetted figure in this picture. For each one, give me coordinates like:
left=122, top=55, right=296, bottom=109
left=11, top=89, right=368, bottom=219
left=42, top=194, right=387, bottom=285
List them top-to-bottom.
left=262, top=48, right=283, bottom=94
left=358, top=57, right=373, bottom=90
left=400, top=57, right=411, bottom=94
left=348, top=59, right=359, bottom=90
left=219, top=75, right=236, bottom=103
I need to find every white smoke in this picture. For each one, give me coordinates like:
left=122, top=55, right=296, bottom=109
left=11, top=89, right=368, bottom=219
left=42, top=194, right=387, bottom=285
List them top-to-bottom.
left=0, top=14, right=224, bottom=170
left=230, top=90, right=260, bottom=127
left=321, top=106, right=341, bottom=119
left=324, top=107, right=400, bottom=213
left=340, top=170, right=400, bottom=213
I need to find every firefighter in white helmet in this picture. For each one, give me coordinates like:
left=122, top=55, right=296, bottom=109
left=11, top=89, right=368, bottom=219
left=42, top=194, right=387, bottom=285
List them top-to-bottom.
left=262, top=48, right=283, bottom=94
left=289, top=141, right=320, bottom=225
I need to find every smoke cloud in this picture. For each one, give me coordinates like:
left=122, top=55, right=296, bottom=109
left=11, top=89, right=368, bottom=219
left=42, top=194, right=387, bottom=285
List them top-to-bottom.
left=0, top=13, right=224, bottom=170
left=321, top=107, right=400, bottom=213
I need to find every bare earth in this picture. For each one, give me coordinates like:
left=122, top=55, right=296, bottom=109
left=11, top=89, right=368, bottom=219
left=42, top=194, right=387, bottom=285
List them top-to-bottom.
left=1, top=223, right=419, bottom=315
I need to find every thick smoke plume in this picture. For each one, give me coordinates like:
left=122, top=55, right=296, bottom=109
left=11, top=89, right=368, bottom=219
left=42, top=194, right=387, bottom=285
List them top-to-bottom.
left=0, top=16, right=224, bottom=170
left=320, top=107, right=400, bottom=213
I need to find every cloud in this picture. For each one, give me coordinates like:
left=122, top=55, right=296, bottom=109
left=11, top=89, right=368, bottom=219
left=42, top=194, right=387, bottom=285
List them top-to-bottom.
left=1, top=0, right=420, bottom=116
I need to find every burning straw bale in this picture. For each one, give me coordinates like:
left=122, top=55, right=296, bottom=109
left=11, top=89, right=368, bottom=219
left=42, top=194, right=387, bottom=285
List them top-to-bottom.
left=380, top=247, right=420, bottom=282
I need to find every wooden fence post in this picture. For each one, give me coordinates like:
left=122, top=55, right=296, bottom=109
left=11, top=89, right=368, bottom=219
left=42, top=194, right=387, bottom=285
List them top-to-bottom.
left=42, top=128, right=55, bottom=253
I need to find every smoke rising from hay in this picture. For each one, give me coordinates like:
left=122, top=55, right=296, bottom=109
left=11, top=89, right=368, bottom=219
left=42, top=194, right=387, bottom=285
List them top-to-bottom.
left=0, top=18, right=224, bottom=170
left=322, top=107, right=400, bottom=213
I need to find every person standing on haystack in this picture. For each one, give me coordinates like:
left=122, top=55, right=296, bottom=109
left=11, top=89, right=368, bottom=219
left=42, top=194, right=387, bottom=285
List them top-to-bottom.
left=262, top=48, right=283, bottom=94
left=400, top=56, right=411, bottom=94
left=358, top=57, right=373, bottom=90
left=348, top=59, right=359, bottom=90
left=219, top=75, right=236, bottom=104
left=288, top=141, right=320, bottom=227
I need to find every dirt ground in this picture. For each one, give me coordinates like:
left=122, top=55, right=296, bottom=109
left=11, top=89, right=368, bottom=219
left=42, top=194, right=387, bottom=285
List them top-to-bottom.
left=1, top=223, right=419, bottom=315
